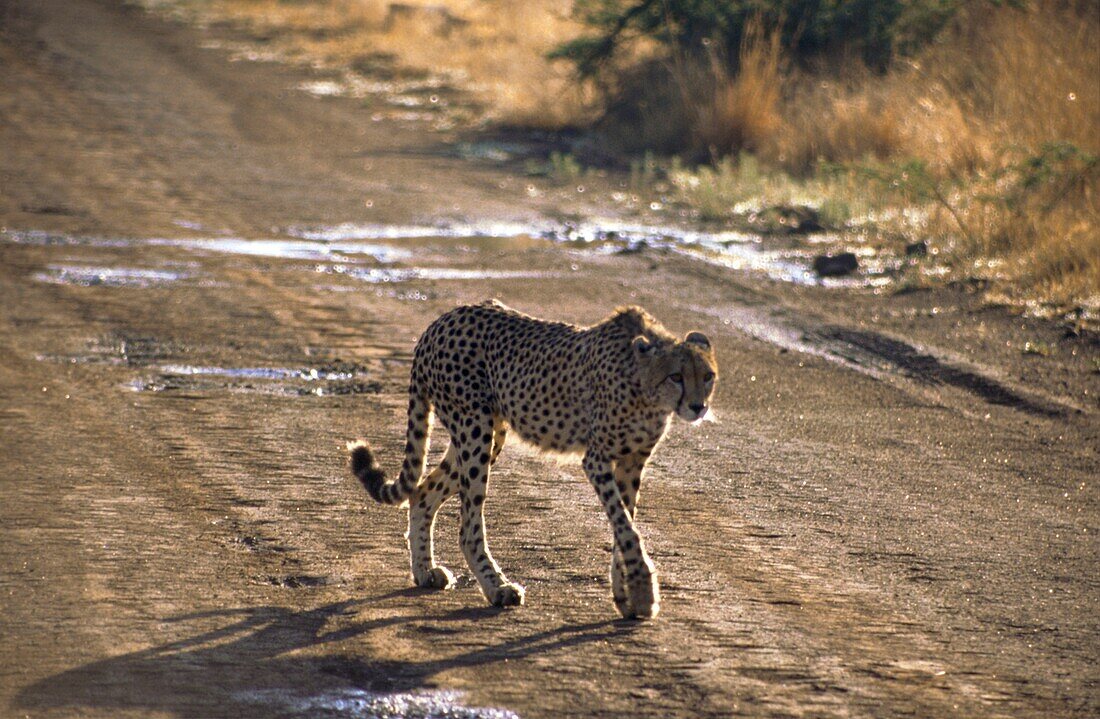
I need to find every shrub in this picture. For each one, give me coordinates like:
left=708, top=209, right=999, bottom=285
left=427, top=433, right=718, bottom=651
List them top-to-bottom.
left=552, top=0, right=960, bottom=78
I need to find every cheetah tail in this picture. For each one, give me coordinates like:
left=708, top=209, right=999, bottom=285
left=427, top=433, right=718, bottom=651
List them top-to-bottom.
left=347, top=393, right=433, bottom=505
left=347, top=440, right=389, bottom=502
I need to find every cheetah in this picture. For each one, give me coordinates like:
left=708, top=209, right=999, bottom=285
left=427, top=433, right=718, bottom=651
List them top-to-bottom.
left=348, top=300, right=717, bottom=619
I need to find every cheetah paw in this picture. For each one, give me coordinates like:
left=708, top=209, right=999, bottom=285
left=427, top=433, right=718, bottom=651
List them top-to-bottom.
left=414, top=566, right=455, bottom=590
left=626, top=577, right=660, bottom=620
left=489, top=582, right=525, bottom=607
left=613, top=594, right=635, bottom=619
left=628, top=597, right=660, bottom=620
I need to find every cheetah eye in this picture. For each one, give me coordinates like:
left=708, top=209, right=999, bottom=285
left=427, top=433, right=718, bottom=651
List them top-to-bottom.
left=704, top=372, right=715, bottom=382
left=668, top=373, right=683, bottom=383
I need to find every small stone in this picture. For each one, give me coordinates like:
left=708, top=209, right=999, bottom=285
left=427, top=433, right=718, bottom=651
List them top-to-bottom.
left=766, top=204, right=824, bottom=234
left=786, top=205, right=824, bottom=233
left=905, top=241, right=929, bottom=257
left=812, top=252, right=859, bottom=277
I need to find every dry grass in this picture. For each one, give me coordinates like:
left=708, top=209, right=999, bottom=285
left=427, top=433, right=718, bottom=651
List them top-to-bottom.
left=148, top=0, right=590, bottom=127
left=631, top=2, right=1097, bottom=312
left=718, top=3, right=1097, bottom=313
left=891, top=3, right=1098, bottom=312
left=929, top=3, right=1097, bottom=156
left=759, top=5, right=1097, bottom=170
left=595, top=18, right=784, bottom=159
left=690, top=18, right=783, bottom=159
left=770, top=78, right=909, bottom=170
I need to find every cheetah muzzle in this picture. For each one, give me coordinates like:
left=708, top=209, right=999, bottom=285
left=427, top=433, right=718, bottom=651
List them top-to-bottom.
left=348, top=300, right=718, bottom=619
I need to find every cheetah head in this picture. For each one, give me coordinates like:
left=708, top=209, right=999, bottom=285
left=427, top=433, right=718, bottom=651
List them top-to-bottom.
left=633, top=331, right=717, bottom=422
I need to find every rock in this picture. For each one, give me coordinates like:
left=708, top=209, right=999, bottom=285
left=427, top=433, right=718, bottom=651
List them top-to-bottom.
left=748, top=204, right=824, bottom=234
left=774, top=205, right=827, bottom=234
left=782, top=205, right=824, bottom=234
left=615, top=240, right=648, bottom=255
left=905, top=241, right=929, bottom=257
left=812, top=252, right=859, bottom=277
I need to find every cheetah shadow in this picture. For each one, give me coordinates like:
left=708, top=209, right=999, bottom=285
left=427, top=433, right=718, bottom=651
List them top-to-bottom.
left=13, top=595, right=635, bottom=718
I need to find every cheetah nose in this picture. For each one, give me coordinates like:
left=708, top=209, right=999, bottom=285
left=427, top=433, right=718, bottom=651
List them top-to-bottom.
left=689, top=403, right=706, bottom=416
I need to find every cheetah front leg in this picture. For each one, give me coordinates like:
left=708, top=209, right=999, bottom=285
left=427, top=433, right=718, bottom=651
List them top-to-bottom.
left=450, top=411, right=524, bottom=607
left=584, top=449, right=659, bottom=620
left=609, top=450, right=650, bottom=618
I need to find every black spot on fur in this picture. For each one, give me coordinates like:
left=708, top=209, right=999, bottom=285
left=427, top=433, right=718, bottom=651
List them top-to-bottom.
left=359, top=301, right=715, bottom=615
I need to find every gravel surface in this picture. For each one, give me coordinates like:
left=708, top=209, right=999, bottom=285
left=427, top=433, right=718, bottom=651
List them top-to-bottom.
left=1, top=2, right=1097, bottom=717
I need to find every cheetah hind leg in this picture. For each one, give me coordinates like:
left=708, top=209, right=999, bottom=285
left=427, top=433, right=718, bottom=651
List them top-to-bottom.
left=452, top=412, right=524, bottom=608
left=484, top=418, right=523, bottom=607
left=407, top=423, right=510, bottom=592
left=407, top=445, right=459, bottom=590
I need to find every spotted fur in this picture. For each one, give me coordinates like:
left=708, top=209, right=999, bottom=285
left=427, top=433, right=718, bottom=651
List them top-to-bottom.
left=348, top=300, right=718, bottom=618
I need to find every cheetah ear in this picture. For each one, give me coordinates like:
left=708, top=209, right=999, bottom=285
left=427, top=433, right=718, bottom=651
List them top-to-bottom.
left=684, top=331, right=711, bottom=350
left=632, top=335, right=655, bottom=358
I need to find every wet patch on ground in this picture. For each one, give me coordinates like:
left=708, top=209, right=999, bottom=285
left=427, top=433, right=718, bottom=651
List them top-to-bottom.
left=188, top=32, right=482, bottom=129
left=198, top=34, right=481, bottom=128
left=294, top=70, right=477, bottom=128
left=454, top=140, right=541, bottom=163
left=290, top=218, right=907, bottom=288
left=7, top=221, right=909, bottom=292
left=287, top=221, right=543, bottom=242
left=1, top=229, right=133, bottom=248
left=151, top=236, right=411, bottom=263
left=33, top=264, right=193, bottom=287
left=319, top=265, right=566, bottom=284
left=387, top=288, right=435, bottom=301
left=37, top=333, right=192, bottom=367
left=37, top=334, right=385, bottom=397
left=126, top=363, right=384, bottom=397
left=152, top=363, right=359, bottom=381
left=235, top=688, right=519, bottom=719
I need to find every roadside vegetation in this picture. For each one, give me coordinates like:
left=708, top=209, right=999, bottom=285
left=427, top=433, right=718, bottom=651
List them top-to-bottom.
left=135, top=0, right=1097, bottom=319
left=557, top=0, right=1098, bottom=318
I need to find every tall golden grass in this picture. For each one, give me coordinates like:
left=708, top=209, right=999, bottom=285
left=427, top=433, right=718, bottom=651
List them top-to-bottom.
left=158, top=0, right=589, bottom=127
left=683, top=3, right=1098, bottom=310
left=776, top=3, right=1098, bottom=171
left=897, top=3, right=1096, bottom=310
left=690, top=17, right=783, bottom=159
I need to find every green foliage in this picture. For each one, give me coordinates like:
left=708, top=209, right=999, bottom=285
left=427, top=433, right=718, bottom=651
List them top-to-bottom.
left=552, top=0, right=964, bottom=76
left=991, top=142, right=1099, bottom=217
left=525, top=151, right=586, bottom=182
left=549, top=151, right=584, bottom=181
left=629, top=151, right=660, bottom=190
left=669, top=153, right=808, bottom=220
left=673, top=156, right=754, bottom=220
left=841, top=158, right=943, bottom=204
left=818, top=196, right=855, bottom=227
left=1022, top=340, right=1055, bottom=356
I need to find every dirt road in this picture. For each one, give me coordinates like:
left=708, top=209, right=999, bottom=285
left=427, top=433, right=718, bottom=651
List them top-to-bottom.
left=1, top=1, right=1097, bottom=717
